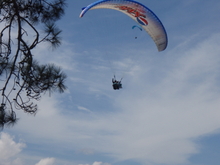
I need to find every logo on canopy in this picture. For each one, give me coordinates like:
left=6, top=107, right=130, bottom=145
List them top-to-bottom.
left=116, top=6, right=148, bottom=26
left=137, top=16, right=148, bottom=26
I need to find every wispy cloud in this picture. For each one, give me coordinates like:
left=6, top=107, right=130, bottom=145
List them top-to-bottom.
left=9, top=32, right=220, bottom=165
left=78, top=106, right=92, bottom=113
left=35, top=158, right=55, bottom=165
left=79, top=162, right=111, bottom=165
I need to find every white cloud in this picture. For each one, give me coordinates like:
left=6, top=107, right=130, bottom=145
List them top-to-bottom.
left=9, top=32, right=220, bottom=165
left=67, top=33, right=220, bottom=164
left=95, top=33, right=220, bottom=164
left=78, top=106, right=92, bottom=113
left=0, top=132, right=26, bottom=165
left=35, top=158, right=55, bottom=165
left=78, top=162, right=111, bottom=165
left=92, top=162, right=111, bottom=165
left=92, top=162, right=102, bottom=165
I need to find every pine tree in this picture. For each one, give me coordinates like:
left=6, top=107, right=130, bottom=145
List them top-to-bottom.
left=0, top=0, right=67, bottom=129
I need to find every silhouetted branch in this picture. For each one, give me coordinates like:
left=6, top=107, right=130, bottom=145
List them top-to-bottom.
left=0, top=0, right=67, bottom=129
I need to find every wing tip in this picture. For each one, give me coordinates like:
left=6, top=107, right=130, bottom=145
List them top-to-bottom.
left=157, top=43, right=168, bottom=52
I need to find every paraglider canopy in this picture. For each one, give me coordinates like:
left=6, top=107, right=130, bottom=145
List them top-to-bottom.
left=80, top=0, right=168, bottom=51
left=132, top=25, right=142, bottom=31
left=132, top=25, right=142, bottom=39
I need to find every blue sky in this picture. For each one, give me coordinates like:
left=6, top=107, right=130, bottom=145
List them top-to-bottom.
left=1, top=0, right=220, bottom=165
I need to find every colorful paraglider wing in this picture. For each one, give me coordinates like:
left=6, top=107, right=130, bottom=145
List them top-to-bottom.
left=79, top=0, right=168, bottom=51
left=132, top=25, right=142, bottom=31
